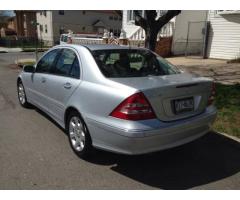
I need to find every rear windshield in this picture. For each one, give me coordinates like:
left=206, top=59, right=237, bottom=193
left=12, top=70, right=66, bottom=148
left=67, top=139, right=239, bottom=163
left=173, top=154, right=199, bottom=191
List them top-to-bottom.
left=91, top=49, right=180, bottom=78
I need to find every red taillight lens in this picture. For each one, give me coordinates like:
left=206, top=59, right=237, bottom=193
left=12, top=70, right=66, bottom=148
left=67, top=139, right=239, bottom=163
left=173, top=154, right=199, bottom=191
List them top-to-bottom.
left=208, top=82, right=216, bottom=105
left=110, top=92, right=156, bottom=120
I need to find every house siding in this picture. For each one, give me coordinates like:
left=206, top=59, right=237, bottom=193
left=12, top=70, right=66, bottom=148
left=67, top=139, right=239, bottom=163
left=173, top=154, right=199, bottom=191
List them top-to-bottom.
left=122, top=10, right=139, bottom=38
left=36, top=11, right=54, bottom=46
left=207, top=11, right=240, bottom=59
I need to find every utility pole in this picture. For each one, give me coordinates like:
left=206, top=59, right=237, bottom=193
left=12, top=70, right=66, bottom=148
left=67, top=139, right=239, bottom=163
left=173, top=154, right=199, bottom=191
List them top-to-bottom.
left=31, top=20, right=40, bottom=61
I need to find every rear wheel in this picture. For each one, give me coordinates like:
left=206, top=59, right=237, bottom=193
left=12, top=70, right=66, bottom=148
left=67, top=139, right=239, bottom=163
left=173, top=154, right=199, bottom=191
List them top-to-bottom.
left=17, top=81, right=30, bottom=108
left=66, top=111, right=92, bottom=158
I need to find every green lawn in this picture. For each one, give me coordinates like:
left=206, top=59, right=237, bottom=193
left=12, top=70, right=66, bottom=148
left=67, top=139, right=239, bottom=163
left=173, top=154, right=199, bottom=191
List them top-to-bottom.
left=213, top=83, right=240, bottom=138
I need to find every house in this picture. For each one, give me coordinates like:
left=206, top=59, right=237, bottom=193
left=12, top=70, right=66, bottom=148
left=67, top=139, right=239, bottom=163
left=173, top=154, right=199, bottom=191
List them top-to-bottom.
left=36, top=10, right=122, bottom=46
left=207, top=10, right=240, bottom=60
left=0, top=11, right=37, bottom=38
left=13, top=11, right=37, bottom=37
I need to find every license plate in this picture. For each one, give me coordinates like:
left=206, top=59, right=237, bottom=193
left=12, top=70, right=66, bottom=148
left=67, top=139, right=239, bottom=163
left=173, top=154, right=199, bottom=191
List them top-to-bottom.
left=173, top=97, right=194, bottom=114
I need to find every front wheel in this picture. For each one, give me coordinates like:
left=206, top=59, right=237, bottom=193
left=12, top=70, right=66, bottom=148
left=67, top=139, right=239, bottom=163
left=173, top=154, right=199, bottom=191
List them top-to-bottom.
left=17, top=81, right=30, bottom=108
left=66, top=111, right=93, bottom=159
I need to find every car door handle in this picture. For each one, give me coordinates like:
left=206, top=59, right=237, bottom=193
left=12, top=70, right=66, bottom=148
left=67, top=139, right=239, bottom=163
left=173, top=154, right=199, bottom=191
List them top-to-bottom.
left=41, top=77, right=46, bottom=83
left=63, top=82, right=72, bottom=89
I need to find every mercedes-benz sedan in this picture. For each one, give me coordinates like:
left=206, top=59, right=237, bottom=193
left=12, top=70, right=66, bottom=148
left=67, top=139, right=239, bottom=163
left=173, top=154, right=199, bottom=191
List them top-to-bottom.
left=17, top=44, right=217, bottom=158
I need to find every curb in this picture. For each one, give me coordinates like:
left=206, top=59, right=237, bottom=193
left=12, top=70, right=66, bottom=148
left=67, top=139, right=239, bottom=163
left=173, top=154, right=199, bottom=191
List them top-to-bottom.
left=215, top=131, right=240, bottom=143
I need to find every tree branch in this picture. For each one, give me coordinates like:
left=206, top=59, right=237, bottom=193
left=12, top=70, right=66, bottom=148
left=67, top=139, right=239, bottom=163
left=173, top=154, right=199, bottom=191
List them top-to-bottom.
left=134, top=10, right=147, bottom=30
left=156, top=10, right=181, bottom=29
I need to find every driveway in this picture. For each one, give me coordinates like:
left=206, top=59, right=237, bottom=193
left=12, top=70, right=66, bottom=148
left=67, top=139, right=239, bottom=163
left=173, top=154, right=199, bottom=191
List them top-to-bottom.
left=0, top=52, right=240, bottom=189
left=167, top=56, right=240, bottom=85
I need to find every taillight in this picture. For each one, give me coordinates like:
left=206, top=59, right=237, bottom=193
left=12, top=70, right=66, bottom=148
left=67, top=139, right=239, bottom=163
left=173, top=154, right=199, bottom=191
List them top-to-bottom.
left=208, top=82, right=216, bottom=105
left=110, top=92, right=156, bottom=120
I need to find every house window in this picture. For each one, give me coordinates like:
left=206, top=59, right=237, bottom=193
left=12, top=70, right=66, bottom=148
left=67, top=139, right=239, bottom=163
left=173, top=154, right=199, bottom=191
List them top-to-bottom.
left=59, top=10, right=64, bottom=15
left=127, top=10, right=144, bottom=22
left=40, top=11, right=42, bottom=16
left=43, top=11, right=47, bottom=17
left=109, top=16, right=113, bottom=20
left=39, top=24, right=43, bottom=32
left=45, top=25, right=48, bottom=33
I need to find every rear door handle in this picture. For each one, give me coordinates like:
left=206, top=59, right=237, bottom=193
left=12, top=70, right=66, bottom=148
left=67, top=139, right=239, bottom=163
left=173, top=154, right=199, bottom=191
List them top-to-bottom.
left=41, top=77, right=46, bottom=83
left=63, top=82, right=72, bottom=89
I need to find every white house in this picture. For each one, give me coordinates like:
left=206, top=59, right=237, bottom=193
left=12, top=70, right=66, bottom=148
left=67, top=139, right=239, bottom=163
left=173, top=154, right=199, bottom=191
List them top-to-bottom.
left=36, top=10, right=122, bottom=46
left=207, top=10, right=240, bottom=60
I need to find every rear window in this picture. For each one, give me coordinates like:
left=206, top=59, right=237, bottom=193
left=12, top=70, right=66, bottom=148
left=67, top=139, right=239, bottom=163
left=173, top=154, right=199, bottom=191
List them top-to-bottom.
left=91, top=49, right=180, bottom=78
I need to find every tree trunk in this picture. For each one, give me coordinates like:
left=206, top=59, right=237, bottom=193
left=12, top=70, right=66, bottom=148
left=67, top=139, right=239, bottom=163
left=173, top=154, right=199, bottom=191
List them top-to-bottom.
left=134, top=10, right=181, bottom=51
left=144, top=28, right=158, bottom=51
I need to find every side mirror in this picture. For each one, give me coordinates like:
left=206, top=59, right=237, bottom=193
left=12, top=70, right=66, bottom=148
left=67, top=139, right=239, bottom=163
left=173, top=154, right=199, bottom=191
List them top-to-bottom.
left=23, top=65, right=35, bottom=73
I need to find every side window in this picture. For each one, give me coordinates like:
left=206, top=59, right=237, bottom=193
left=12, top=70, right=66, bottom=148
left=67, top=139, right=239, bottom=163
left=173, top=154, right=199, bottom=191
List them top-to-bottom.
left=36, top=49, right=59, bottom=73
left=53, top=49, right=80, bottom=78
left=69, top=58, right=80, bottom=79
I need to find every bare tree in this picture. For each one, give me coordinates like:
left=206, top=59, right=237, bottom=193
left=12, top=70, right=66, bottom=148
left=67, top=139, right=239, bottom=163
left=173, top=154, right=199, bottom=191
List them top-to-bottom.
left=134, top=10, right=181, bottom=51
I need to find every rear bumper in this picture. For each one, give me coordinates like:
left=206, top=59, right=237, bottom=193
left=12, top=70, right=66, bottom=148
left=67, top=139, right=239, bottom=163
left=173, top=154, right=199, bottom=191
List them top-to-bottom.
left=86, top=106, right=217, bottom=155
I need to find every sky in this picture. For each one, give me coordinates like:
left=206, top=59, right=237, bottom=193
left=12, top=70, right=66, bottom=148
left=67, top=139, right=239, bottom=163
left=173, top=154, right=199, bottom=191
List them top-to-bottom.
left=0, top=10, right=15, bottom=17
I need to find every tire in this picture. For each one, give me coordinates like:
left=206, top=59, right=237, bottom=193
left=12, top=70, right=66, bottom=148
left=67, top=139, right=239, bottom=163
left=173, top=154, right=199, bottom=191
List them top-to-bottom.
left=17, top=80, right=30, bottom=108
left=66, top=110, right=93, bottom=159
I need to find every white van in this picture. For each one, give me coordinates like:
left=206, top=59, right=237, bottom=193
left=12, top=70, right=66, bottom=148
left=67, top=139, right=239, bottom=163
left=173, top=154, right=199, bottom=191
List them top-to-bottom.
left=60, top=33, right=103, bottom=45
left=60, top=34, right=71, bottom=45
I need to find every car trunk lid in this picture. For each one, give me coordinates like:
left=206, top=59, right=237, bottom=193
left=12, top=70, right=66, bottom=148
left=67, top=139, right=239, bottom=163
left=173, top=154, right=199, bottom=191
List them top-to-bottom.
left=110, top=73, right=212, bottom=121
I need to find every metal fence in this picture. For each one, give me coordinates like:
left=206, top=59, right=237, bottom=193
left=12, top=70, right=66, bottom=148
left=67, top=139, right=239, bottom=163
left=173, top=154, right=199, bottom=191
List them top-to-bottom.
left=172, top=21, right=209, bottom=58
left=185, top=21, right=207, bottom=57
left=0, top=36, right=44, bottom=49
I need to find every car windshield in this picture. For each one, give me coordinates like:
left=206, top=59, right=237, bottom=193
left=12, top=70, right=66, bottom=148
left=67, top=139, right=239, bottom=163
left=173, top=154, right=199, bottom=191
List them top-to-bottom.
left=91, top=49, right=181, bottom=78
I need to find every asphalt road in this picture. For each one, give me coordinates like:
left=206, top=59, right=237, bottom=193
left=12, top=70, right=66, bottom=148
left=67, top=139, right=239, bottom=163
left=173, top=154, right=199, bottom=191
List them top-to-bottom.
left=0, top=52, right=240, bottom=189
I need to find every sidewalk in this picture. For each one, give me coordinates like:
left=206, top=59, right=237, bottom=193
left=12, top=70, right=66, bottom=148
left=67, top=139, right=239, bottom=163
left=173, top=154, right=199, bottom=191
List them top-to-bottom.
left=0, top=47, right=22, bottom=53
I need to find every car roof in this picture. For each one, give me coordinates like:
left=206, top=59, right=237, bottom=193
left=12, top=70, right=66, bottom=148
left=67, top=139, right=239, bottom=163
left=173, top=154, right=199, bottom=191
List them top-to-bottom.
left=57, top=44, right=148, bottom=51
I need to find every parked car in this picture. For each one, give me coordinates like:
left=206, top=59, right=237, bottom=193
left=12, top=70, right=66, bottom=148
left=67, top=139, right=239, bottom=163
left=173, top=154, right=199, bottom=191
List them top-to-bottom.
left=17, top=44, right=217, bottom=158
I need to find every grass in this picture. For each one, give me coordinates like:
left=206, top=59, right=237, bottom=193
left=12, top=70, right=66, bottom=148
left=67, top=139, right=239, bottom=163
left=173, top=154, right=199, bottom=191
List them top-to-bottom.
left=16, top=59, right=36, bottom=68
left=213, top=83, right=240, bottom=138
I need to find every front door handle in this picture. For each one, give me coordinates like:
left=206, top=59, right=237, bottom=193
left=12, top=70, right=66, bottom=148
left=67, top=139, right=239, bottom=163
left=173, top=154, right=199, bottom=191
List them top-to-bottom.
left=63, top=82, right=72, bottom=89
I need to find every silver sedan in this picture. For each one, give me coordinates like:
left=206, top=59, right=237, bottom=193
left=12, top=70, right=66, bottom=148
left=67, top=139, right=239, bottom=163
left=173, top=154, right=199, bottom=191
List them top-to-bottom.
left=17, top=44, right=217, bottom=158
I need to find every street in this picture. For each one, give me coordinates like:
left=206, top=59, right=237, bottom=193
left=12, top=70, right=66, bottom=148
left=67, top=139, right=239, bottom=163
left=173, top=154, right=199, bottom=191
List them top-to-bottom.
left=0, top=52, right=240, bottom=189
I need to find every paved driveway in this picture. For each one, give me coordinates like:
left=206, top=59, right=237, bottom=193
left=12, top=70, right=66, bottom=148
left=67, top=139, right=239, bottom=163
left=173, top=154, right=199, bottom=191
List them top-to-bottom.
left=0, top=52, right=240, bottom=189
left=167, top=56, right=240, bottom=85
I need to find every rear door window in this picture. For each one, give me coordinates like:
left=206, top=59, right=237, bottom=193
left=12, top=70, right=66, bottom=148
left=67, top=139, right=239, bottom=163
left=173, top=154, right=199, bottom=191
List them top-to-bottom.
left=52, top=48, right=80, bottom=78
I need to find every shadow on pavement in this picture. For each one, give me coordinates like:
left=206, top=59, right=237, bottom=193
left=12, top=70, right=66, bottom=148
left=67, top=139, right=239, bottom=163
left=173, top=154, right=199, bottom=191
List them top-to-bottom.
left=33, top=108, right=240, bottom=189
left=87, top=132, right=240, bottom=189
